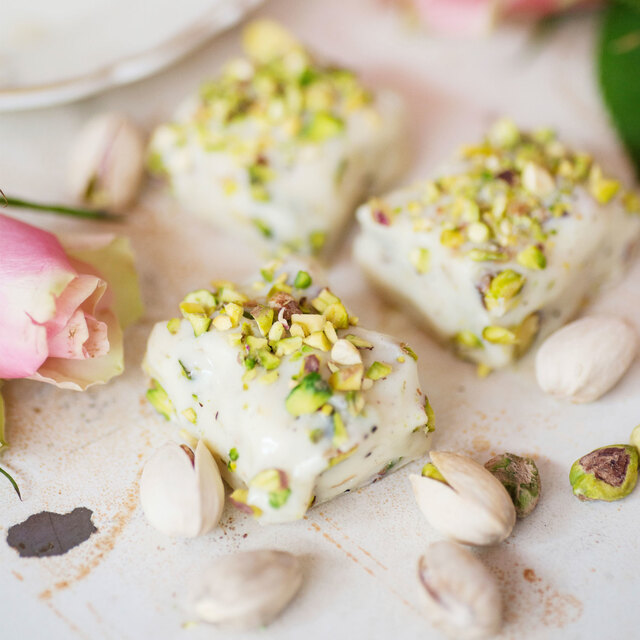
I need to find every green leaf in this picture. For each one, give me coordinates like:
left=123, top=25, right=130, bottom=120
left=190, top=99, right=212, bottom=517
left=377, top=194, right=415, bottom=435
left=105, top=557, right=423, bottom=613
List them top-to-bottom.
left=598, top=1, right=640, bottom=178
left=0, top=466, right=21, bottom=500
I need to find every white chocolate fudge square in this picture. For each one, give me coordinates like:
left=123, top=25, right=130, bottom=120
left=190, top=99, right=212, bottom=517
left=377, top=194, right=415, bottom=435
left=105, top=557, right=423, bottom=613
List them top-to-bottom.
left=148, top=21, right=406, bottom=255
left=354, top=120, right=640, bottom=370
left=143, top=260, right=433, bottom=524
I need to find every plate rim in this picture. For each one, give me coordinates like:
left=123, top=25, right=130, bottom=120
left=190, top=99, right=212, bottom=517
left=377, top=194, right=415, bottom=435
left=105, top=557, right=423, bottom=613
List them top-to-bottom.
left=0, top=0, right=264, bottom=112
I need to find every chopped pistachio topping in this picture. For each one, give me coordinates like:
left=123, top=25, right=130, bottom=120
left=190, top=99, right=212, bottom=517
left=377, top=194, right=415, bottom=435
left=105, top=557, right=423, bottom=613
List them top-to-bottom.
left=151, top=19, right=375, bottom=243
left=366, top=119, right=629, bottom=275
left=516, top=245, right=546, bottom=270
left=409, top=247, right=431, bottom=274
left=165, top=266, right=396, bottom=428
left=484, top=269, right=526, bottom=313
left=294, top=270, right=312, bottom=289
left=167, top=318, right=181, bottom=334
left=482, top=325, right=518, bottom=345
left=454, top=330, right=483, bottom=350
left=400, top=343, right=418, bottom=361
left=366, top=361, right=392, bottom=380
left=285, top=372, right=332, bottom=416
left=146, top=379, right=174, bottom=420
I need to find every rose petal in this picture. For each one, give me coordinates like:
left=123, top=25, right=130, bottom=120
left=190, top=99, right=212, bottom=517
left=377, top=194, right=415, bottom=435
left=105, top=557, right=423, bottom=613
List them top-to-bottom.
left=413, top=0, right=498, bottom=36
left=0, top=215, right=77, bottom=378
left=61, top=234, right=143, bottom=329
left=29, top=308, right=124, bottom=390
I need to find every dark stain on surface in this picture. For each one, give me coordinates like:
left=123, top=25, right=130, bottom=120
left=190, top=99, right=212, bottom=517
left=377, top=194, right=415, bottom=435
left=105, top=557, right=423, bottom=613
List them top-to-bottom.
left=7, top=507, right=97, bottom=558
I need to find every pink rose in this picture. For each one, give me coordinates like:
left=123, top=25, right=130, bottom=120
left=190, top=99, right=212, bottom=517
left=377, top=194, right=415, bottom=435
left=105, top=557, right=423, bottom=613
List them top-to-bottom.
left=409, top=0, right=600, bottom=36
left=0, top=213, right=142, bottom=432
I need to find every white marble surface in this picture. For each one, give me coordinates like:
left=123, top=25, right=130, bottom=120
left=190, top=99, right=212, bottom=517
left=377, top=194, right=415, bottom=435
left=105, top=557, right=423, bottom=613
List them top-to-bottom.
left=1, top=1, right=639, bottom=638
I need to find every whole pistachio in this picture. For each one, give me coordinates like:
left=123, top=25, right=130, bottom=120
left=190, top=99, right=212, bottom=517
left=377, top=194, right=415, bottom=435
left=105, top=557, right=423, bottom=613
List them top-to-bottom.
left=68, top=112, right=145, bottom=212
left=535, top=316, right=637, bottom=403
left=139, top=440, right=224, bottom=537
left=570, top=445, right=638, bottom=502
left=410, top=451, right=516, bottom=546
left=484, top=453, right=540, bottom=518
left=417, top=541, right=502, bottom=640
left=188, top=549, right=303, bottom=630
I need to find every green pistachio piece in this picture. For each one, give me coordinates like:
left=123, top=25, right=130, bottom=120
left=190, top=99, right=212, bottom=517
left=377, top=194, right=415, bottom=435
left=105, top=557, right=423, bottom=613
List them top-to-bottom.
left=242, top=19, right=300, bottom=63
left=301, top=112, right=344, bottom=142
left=488, top=118, right=520, bottom=148
left=588, top=166, right=620, bottom=204
left=251, top=218, right=273, bottom=237
left=440, top=228, right=465, bottom=248
left=309, top=230, right=327, bottom=253
left=516, top=245, right=547, bottom=270
left=409, top=248, right=431, bottom=274
left=467, top=249, right=508, bottom=262
left=484, top=269, right=525, bottom=312
left=294, top=270, right=312, bottom=289
left=311, top=288, right=340, bottom=313
left=183, top=289, right=217, bottom=310
left=324, top=303, right=349, bottom=329
left=251, top=306, right=274, bottom=337
left=513, top=312, right=540, bottom=358
left=167, top=318, right=181, bottom=335
left=482, top=325, right=517, bottom=345
left=453, top=330, right=483, bottom=350
left=345, top=335, right=374, bottom=350
left=401, top=343, right=418, bottom=361
left=258, top=349, right=280, bottom=370
left=366, top=361, right=392, bottom=380
left=329, top=364, right=364, bottom=391
left=285, top=372, right=333, bottom=416
left=146, top=379, right=174, bottom=420
left=424, top=396, right=435, bottom=433
left=182, top=408, right=197, bottom=424
left=332, top=413, right=348, bottom=447
left=570, top=445, right=638, bottom=502
left=229, top=447, right=239, bottom=461
left=484, top=453, right=541, bottom=518
left=421, top=462, right=447, bottom=484
left=269, top=488, right=292, bottom=509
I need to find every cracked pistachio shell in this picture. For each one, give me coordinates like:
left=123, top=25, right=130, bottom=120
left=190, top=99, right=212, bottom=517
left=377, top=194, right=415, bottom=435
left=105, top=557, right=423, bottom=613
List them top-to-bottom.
left=68, top=112, right=145, bottom=212
left=535, top=316, right=637, bottom=403
left=140, top=440, right=224, bottom=537
left=410, top=451, right=516, bottom=546
left=418, top=541, right=502, bottom=640
left=188, top=549, right=303, bottom=630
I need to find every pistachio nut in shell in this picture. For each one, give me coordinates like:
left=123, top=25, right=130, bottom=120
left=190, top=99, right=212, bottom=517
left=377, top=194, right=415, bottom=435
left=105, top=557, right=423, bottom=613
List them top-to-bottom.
left=68, top=112, right=145, bottom=212
left=535, top=316, right=637, bottom=403
left=139, top=440, right=224, bottom=537
left=570, top=445, right=638, bottom=502
left=410, top=451, right=516, bottom=546
left=484, top=453, right=541, bottom=518
left=417, top=541, right=502, bottom=640
left=188, top=549, right=303, bottom=630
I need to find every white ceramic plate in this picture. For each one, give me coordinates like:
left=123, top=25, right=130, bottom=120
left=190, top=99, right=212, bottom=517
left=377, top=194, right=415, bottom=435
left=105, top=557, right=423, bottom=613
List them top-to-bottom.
left=0, top=0, right=263, bottom=112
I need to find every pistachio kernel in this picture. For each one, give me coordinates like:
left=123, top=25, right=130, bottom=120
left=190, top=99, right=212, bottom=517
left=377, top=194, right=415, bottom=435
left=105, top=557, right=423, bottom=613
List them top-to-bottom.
left=516, top=245, right=546, bottom=271
left=482, top=325, right=518, bottom=345
left=285, top=372, right=332, bottom=416
left=570, top=445, right=638, bottom=502
left=484, top=453, right=541, bottom=518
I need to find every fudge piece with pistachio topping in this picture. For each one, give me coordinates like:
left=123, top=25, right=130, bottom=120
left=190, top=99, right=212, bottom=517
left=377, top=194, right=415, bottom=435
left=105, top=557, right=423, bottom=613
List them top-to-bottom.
left=148, top=20, right=406, bottom=255
left=354, top=119, right=640, bottom=370
left=143, top=260, right=434, bottom=524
